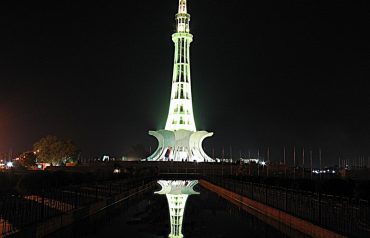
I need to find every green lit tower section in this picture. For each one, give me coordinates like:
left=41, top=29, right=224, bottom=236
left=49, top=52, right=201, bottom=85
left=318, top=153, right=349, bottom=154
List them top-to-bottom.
left=146, top=0, right=214, bottom=162
left=165, top=0, right=196, bottom=132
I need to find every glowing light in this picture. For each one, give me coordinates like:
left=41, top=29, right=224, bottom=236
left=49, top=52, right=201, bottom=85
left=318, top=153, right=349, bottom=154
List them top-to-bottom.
left=146, top=0, right=214, bottom=162
left=165, top=0, right=195, bottom=131
left=178, top=0, right=187, bottom=14
left=147, top=130, right=214, bottom=162
left=6, top=162, right=13, bottom=168
left=155, top=180, right=199, bottom=238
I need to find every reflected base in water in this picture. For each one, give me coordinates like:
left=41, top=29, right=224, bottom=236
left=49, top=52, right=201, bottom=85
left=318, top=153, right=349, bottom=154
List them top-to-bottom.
left=48, top=179, right=293, bottom=238
left=155, top=180, right=199, bottom=238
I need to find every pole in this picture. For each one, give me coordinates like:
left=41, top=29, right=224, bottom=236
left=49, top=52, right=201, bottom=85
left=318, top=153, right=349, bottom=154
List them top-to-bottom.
left=229, top=145, right=233, bottom=176
left=230, top=145, right=232, bottom=162
left=222, top=147, right=224, bottom=162
left=267, top=147, right=270, bottom=177
left=283, top=147, right=286, bottom=177
left=293, top=147, right=296, bottom=180
left=302, top=148, right=305, bottom=179
left=319, top=148, right=322, bottom=180
left=257, top=149, right=260, bottom=176
left=310, top=150, right=313, bottom=179
left=338, top=153, right=341, bottom=169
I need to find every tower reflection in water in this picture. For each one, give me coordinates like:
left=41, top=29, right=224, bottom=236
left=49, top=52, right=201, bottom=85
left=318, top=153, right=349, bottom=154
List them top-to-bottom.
left=155, top=180, right=199, bottom=238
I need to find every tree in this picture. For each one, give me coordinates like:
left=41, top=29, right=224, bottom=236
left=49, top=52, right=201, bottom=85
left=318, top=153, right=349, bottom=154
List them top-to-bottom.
left=33, top=135, right=79, bottom=165
left=17, top=151, right=37, bottom=168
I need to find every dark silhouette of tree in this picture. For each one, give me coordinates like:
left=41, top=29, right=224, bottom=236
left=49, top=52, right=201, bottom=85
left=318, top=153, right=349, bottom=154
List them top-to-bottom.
left=33, top=135, right=79, bottom=165
left=17, top=151, right=37, bottom=168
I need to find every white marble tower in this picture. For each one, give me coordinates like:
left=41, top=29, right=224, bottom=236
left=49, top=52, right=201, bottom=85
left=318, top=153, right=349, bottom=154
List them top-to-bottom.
left=147, top=0, right=214, bottom=162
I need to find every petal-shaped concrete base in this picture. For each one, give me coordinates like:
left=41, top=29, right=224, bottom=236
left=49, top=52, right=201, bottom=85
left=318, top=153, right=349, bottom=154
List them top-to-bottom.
left=146, top=129, right=214, bottom=162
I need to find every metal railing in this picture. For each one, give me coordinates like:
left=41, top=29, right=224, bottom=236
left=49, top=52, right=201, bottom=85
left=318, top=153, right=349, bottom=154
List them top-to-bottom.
left=0, top=176, right=156, bottom=237
left=205, top=176, right=370, bottom=238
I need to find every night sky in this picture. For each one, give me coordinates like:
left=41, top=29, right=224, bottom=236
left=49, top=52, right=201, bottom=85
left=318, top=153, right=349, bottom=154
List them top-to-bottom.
left=0, top=0, right=369, bottom=165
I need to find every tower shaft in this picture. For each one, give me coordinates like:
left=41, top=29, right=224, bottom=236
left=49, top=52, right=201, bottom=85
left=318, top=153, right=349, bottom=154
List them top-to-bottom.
left=146, top=0, right=214, bottom=163
left=165, top=0, right=196, bottom=132
left=167, top=194, right=188, bottom=238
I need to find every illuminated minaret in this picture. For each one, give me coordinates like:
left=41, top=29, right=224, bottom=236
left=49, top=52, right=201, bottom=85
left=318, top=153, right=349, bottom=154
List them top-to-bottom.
left=146, top=0, right=214, bottom=162
left=165, top=0, right=196, bottom=132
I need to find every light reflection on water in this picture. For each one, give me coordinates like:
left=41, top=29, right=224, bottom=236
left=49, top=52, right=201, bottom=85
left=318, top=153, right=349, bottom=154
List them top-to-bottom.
left=50, top=180, right=295, bottom=238
left=155, top=180, right=199, bottom=238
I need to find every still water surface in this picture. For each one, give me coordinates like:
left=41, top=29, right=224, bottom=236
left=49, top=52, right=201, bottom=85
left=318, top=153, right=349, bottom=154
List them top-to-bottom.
left=50, top=181, right=297, bottom=238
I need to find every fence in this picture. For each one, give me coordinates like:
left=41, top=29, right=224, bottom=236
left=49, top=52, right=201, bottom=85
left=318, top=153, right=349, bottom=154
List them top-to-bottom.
left=0, top=176, right=155, bottom=237
left=206, top=176, right=370, bottom=238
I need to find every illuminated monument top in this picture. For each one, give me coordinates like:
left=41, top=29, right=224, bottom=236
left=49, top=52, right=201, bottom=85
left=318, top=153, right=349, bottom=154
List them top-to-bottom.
left=147, top=0, right=214, bottom=162
left=165, top=0, right=195, bottom=132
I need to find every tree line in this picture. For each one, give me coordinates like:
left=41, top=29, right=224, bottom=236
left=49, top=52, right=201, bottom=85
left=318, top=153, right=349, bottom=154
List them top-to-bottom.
left=16, top=135, right=79, bottom=168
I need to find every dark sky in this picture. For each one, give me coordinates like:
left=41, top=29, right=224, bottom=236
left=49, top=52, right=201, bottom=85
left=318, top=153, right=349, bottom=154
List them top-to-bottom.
left=0, top=0, right=369, bottom=165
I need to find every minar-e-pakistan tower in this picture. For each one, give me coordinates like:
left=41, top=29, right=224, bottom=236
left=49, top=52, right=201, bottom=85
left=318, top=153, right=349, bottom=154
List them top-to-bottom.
left=147, top=0, right=214, bottom=162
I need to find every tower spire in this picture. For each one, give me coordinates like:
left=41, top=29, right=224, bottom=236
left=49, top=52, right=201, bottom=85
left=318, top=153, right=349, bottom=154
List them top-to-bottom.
left=146, top=0, right=214, bottom=162
left=165, top=0, right=195, bottom=131
left=175, top=0, right=190, bottom=33
left=178, top=0, right=187, bottom=14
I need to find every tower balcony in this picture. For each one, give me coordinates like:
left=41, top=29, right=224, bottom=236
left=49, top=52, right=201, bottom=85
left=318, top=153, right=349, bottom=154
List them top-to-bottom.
left=175, top=13, right=190, bottom=20
left=172, top=33, right=193, bottom=42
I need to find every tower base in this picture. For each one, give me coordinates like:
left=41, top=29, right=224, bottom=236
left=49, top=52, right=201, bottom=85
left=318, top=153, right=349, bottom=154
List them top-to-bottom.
left=146, top=129, right=214, bottom=162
